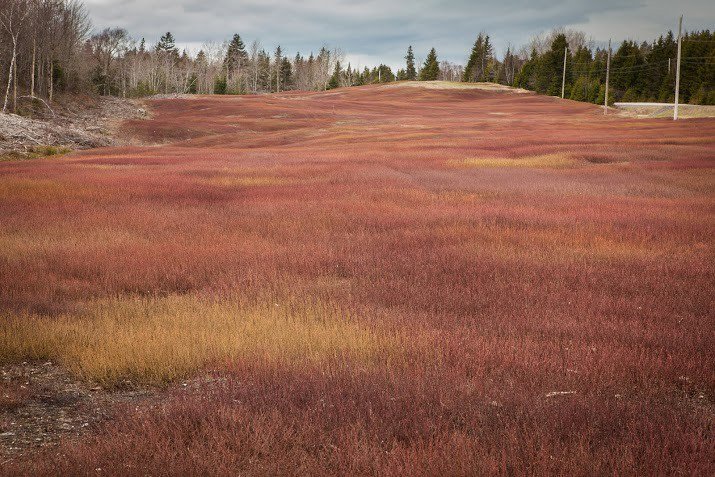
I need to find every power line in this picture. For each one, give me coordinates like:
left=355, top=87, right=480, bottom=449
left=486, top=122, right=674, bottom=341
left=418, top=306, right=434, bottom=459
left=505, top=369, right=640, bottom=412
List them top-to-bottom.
left=570, top=60, right=670, bottom=75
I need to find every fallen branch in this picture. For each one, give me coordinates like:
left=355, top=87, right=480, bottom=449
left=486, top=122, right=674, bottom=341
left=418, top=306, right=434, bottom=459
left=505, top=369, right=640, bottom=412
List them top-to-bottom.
left=20, top=95, right=55, bottom=118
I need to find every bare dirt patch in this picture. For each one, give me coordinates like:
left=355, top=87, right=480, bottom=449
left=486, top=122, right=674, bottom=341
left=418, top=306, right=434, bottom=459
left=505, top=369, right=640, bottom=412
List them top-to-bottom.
left=0, top=362, right=154, bottom=464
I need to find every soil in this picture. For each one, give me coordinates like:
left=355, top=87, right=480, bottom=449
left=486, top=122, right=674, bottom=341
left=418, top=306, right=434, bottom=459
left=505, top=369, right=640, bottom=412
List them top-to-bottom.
left=0, top=362, right=154, bottom=465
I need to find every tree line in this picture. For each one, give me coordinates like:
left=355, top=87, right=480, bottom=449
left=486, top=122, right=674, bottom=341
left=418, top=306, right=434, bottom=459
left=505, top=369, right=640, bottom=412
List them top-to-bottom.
left=1, top=0, right=713, bottom=114
left=513, top=28, right=715, bottom=105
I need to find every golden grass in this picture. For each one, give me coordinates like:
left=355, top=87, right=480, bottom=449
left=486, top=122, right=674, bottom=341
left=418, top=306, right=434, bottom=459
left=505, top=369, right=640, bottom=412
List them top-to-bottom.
left=387, top=81, right=530, bottom=93
left=450, top=154, right=575, bottom=169
left=205, top=176, right=289, bottom=187
left=0, top=177, right=97, bottom=202
left=452, top=222, right=689, bottom=263
left=0, top=295, right=398, bottom=386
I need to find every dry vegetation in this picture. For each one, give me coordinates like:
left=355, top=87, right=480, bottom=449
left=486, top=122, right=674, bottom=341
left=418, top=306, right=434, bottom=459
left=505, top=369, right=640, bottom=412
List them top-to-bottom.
left=0, top=82, right=713, bottom=475
left=0, top=95, right=147, bottom=160
left=1, top=295, right=402, bottom=386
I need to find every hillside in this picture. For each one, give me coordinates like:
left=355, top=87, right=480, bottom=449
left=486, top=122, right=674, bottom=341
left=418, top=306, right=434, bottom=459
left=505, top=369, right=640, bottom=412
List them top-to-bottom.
left=1, top=83, right=714, bottom=475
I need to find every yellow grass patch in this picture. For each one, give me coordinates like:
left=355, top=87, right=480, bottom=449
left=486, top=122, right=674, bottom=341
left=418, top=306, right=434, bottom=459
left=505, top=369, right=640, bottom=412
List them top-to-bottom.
left=387, top=81, right=530, bottom=93
left=451, top=154, right=575, bottom=169
left=79, top=164, right=138, bottom=170
left=205, top=176, right=289, bottom=187
left=0, top=177, right=97, bottom=202
left=458, top=223, right=686, bottom=263
left=0, top=295, right=397, bottom=386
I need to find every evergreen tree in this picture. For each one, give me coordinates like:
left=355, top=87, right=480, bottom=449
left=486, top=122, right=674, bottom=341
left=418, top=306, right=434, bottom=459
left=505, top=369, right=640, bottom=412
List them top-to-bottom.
left=156, top=32, right=177, bottom=54
left=224, top=34, right=248, bottom=72
left=463, top=34, right=493, bottom=82
left=463, top=34, right=483, bottom=82
left=536, top=34, right=570, bottom=96
left=611, top=40, right=646, bottom=99
left=274, top=45, right=283, bottom=92
left=405, top=46, right=417, bottom=80
left=420, top=48, right=440, bottom=81
left=515, top=48, right=538, bottom=90
left=257, top=49, right=271, bottom=91
left=280, top=56, right=292, bottom=90
left=328, top=61, right=342, bottom=89
left=345, top=64, right=353, bottom=86
left=376, top=64, right=395, bottom=82
left=213, top=76, right=227, bottom=94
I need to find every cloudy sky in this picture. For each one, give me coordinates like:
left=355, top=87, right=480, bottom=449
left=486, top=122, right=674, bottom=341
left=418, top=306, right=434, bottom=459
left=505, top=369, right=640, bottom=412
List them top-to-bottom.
left=85, top=0, right=714, bottom=69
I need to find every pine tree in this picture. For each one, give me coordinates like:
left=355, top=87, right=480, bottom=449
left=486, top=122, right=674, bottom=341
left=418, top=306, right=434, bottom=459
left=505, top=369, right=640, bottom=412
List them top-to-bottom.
left=156, top=32, right=177, bottom=54
left=224, top=34, right=248, bottom=72
left=464, top=34, right=493, bottom=82
left=464, top=34, right=483, bottom=82
left=482, top=35, right=494, bottom=81
left=274, top=45, right=283, bottom=92
left=405, top=46, right=416, bottom=80
left=419, top=48, right=440, bottom=81
left=257, top=49, right=271, bottom=92
left=280, top=56, right=292, bottom=90
left=328, top=61, right=342, bottom=89
left=345, top=64, right=353, bottom=86
left=376, top=64, right=395, bottom=82
left=214, top=76, right=227, bottom=94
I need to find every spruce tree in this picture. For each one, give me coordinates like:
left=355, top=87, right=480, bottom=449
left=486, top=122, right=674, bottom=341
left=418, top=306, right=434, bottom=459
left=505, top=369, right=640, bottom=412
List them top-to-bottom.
left=156, top=32, right=177, bottom=54
left=224, top=34, right=248, bottom=72
left=463, top=34, right=483, bottom=82
left=482, top=35, right=494, bottom=81
left=274, top=45, right=283, bottom=92
left=405, top=46, right=416, bottom=80
left=419, top=48, right=440, bottom=81
left=280, top=56, right=292, bottom=90
left=328, top=61, right=342, bottom=89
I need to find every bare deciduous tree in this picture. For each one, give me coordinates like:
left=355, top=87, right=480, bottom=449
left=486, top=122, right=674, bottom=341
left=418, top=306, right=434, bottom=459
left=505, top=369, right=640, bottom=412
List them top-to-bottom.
left=1, top=0, right=29, bottom=112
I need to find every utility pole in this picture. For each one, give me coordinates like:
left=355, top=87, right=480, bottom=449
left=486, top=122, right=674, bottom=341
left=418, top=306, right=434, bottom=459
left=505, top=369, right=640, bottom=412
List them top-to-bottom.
left=674, top=15, right=683, bottom=120
left=605, top=39, right=611, bottom=115
left=561, top=46, right=568, bottom=99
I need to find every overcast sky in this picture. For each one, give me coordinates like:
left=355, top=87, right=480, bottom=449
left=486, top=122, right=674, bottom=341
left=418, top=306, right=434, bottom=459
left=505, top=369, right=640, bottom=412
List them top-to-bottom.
left=85, top=0, right=715, bottom=69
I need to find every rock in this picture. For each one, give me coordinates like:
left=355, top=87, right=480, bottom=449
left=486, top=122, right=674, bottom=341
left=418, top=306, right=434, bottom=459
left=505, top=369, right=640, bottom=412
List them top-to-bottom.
left=545, top=391, right=576, bottom=398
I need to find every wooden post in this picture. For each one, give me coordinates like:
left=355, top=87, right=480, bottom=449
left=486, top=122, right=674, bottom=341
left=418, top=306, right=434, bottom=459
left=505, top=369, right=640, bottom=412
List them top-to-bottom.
left=674, top=15, right=683, bottom=120
left=605, top=39, right=611, bottom=115
left=561, top=46, right=568, bottom=99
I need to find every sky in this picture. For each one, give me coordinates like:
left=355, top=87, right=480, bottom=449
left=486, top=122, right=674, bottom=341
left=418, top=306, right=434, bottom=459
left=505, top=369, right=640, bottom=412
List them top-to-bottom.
left=84, top=0, right=715, bottom=70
